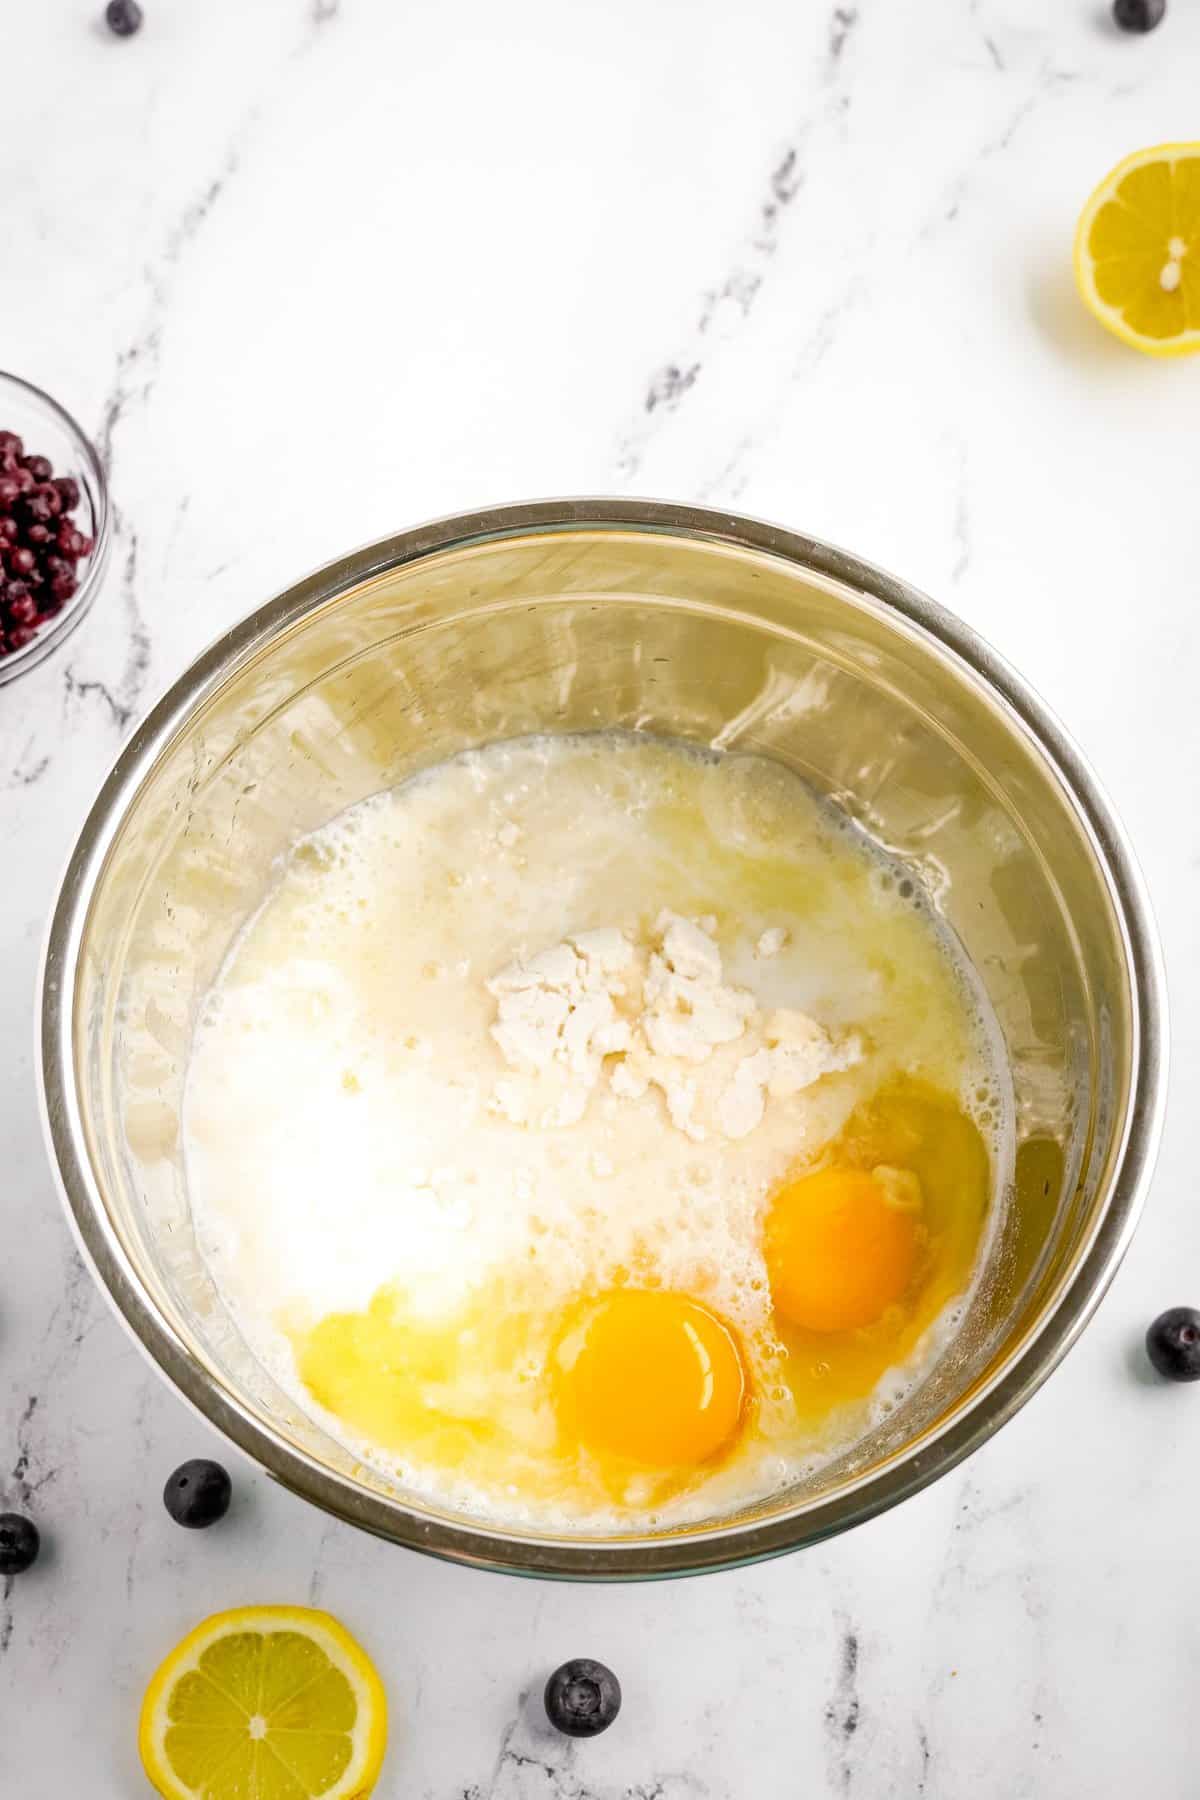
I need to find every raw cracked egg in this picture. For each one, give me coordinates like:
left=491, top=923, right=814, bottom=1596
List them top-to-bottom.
left=765, top=1081, right=992, bottom=1430
left=765, top=1164, right=923, bottom=1334
left=554, top=1288, right=747, bottom=1472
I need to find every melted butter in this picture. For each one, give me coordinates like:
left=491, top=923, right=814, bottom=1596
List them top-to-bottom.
left=290, top=1273, right=752, bottom=1513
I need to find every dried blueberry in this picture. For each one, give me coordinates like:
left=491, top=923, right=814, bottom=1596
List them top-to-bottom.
left=0, top=424, right=90, bottom=660
left=20, top=491, right=55, bottom=526
left=6, top=593, right=38, bottom=626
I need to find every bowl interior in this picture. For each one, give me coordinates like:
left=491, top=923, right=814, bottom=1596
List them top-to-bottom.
left=57, top=519, right=1147, bottom=1570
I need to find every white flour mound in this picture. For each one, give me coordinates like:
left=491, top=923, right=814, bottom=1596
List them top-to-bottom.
left=487, top=911, right=861, bottom=1141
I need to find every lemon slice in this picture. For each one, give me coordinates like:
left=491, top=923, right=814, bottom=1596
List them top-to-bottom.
left=1074, top=142, right=1200, bottom=355
left=138, top=1606, right=388, bottom=1800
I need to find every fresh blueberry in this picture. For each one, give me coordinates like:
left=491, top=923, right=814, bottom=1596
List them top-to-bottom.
left=105, top=0, right=144, bottom=35
left=1113, top=0, right=1165, bottom=29
left=1146, top=1307, right=1200, bottom=1380
left=163, top=1459, right=232, bottom=1527
left=0, top=1513, right=40, bottom=1575
left=543, top=1659, right=622, bottom=1737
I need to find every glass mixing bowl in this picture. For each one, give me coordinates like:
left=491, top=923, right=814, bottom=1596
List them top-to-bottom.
left=0, top=369, right=111, bottom=686
left=38, top=500, right=1166, bottom=1577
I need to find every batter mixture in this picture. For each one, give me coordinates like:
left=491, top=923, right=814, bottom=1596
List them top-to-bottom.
left=184, top=734, right=1009, bottom=1527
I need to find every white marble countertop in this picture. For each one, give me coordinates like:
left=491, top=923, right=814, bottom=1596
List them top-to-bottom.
left=4, top=1, right=1199, bottom=1794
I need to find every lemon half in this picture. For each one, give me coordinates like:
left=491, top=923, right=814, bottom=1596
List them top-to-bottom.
left=1074, top=142, right=1200, bottom=355
left=139, top=1606, right=388, bottom=1800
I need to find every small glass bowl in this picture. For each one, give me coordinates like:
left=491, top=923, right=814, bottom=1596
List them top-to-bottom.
left=0, top=369, right=112, bottom=688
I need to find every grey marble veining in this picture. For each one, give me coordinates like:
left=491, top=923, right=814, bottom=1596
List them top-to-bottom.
left=3, top=1, right=1200, bottom=1794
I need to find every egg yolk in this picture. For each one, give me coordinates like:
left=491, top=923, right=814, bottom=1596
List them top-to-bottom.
left=765, top=1166, right=920, bottom=1333
left=557, top=1289, right=747, bottom=1469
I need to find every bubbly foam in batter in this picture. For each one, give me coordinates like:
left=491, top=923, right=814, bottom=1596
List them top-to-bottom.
left=184, top=734, right=1010, bottom=1528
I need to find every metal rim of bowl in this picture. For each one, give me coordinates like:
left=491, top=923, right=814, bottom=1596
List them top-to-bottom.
left=0, top=369, right=113, bottom=687
left=37, top=498, right=1169, bottom=1579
